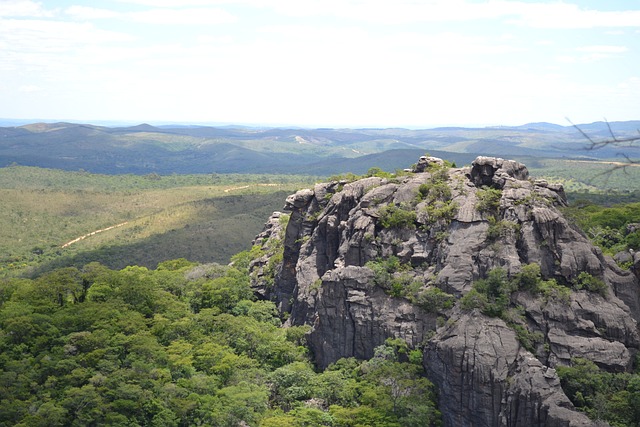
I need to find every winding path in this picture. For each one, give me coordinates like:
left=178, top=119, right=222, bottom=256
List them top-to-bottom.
left=61, top=222, right=128, bottom=248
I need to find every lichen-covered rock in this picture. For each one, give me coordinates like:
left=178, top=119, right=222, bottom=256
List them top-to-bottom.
left=250, top=156, right=640, bottom=427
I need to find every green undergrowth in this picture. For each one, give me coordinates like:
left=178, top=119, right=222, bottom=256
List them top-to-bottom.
left=417, top=164, right=458, bottom=232
left=378, top=204, right=418, bottom=230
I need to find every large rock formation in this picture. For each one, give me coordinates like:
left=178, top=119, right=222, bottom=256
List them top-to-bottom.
left=250, top=156, right=640, bottom=426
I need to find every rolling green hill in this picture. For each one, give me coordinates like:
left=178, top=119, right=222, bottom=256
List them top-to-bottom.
left=2, top=120, right=638, bottom=175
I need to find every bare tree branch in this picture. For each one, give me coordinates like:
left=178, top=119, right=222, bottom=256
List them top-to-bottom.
left=567, top=118, right=640, bottom=182
left=567, top=118, right=640, bottom=151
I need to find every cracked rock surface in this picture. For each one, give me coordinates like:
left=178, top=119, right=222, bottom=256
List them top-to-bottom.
left=250, top=156, right=640, bottom=427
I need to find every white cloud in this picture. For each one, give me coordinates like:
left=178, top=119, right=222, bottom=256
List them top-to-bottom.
left=0, top=0, right=52, bottom=18
left=2, top=0, right=639, bottom=126
left=113, top=0, right=230, bottom=6
left=218, top=0, right=640, bottom=29
left=65, top=1, right=640, bottom=29
left=506, top=2, right=640, bottom=29
left=64, top=4, right=237, bottom=25
left=65, top=6, right=120, bottom=20
left=129, top=7, right=236, bottom=25
left=0, top=17, right=134, bottom=74
left=557, top=45, right=630, bottom=63
left=576, top=45, right=628, bottom=54
left=617, top=76, right=640, bottom=91
left=18, top=84, right=41, bottom=92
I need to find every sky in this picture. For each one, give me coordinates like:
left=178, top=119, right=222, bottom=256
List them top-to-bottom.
left=1, top=0, right=639, bottom=128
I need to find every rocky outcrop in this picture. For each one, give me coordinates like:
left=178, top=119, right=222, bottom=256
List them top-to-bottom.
left=413, top=155, right=445, bottom=172
left=250, top=156, right=640, bottom=427
left=469, top=156, right=530, bottom=188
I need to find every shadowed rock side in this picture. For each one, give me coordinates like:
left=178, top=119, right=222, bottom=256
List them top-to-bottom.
left=250, top=156, right=640, bottom=427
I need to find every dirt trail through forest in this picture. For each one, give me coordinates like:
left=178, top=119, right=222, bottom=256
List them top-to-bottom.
left=223, top=183, right=280, bottom=193
left=61, top=222, right=128, bottom=248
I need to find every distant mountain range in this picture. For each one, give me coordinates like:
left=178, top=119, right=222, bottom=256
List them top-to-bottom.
left=1, top=120, right=638, bottom=175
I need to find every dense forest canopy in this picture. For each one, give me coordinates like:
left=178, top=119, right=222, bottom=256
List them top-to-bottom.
left=0, top=254, right=440, bottom=426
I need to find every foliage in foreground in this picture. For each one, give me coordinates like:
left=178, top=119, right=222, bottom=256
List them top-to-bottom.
left=563, top=200, right=640, bottom=258
left=0, top=255, right=440, bottom=426
left=557, top=358, right=640, bottom=426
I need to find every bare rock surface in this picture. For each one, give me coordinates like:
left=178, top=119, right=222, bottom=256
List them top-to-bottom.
left=250, top=156, right=640, bottom=427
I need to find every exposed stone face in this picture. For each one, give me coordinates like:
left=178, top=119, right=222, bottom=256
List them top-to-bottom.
left=250, top=156, right=640, bottom=427
left=469, top=156, right=530, bottom=189
left=425, top=311, right=595, bottom=427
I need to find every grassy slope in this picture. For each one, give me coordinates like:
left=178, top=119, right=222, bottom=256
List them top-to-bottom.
left=3, top=156, right=640, bottom=277
left=526, top=158, right=640, bottom=193
left=0, top=166, right=315, bottom=276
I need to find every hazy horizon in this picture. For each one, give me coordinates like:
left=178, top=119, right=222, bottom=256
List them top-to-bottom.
left=2, top=1, right=639, bottom=128
left=2, top=117, right=638, bottom=131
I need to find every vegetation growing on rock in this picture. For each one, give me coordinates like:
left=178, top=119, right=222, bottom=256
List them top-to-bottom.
left=249, top=155, right=640, bottom=426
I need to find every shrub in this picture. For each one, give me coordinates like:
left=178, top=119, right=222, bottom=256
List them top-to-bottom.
left=429, top=165, right=450, bottom=182
left=366, top=167, right=393, bottom=179
left=329, top=172, right=362, bottom=182
left=419, top=182, right=451, bottom=202
left=418, top=183, right=430, bottom=199
left=476, top=187, right=502, bottom=215
left=421, top=200, right=458, bottom=227
left=378, top=204, right=417, bottom=229
left=486, top=218, right=520, bottom=241
left=627, top=230, right=640, bottom=251
left=365, top=257, right=418, bottom=297
left=366, top=257, right=403, bottom=288
left=512, top=263, right=571, bottom=304
left=513, top=263, right=542, bottom=291
left=460, top=267, right=514, bottom=317
left=473, top=267, right=514, bottom=317
left=573, top=272, right=608, bottom=298
left=388, top=273, right=420, bottom=298
left=537, top=279, right=571, bottom=304
left=414, top=287, right=455, bottom=313
left=460, top=288, right=488, bottom=311
left=511, top=323, right=544, bottom=353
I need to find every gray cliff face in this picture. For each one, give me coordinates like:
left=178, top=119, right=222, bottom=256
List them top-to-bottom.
left=250, top=156, right=640, bottom=427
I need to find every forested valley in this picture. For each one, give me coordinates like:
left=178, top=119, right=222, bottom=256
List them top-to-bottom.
left=3, top=150, right=640, bottom=426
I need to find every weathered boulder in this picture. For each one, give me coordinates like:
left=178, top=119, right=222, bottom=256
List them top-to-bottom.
left=413, top=155, right=445, bottom=172
left=469, top=156, right=529, bottom=188
left=615, top=250, right=634, bottom=265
